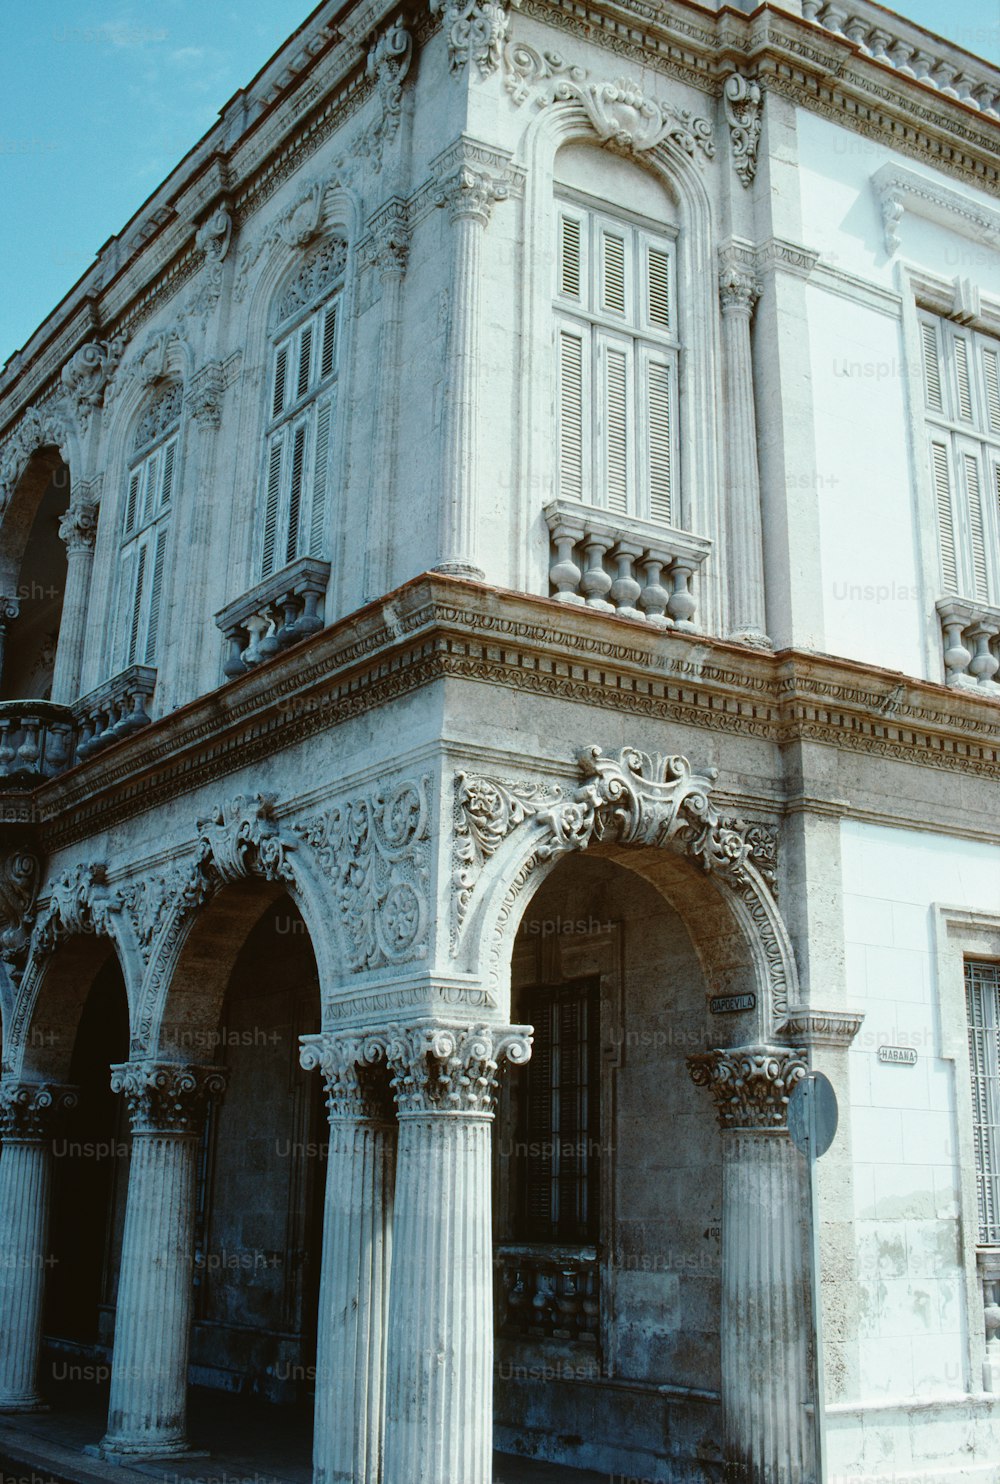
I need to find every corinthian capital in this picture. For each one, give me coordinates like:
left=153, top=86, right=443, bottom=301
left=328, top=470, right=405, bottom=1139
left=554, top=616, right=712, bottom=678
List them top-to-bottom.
left=432, top=141, right=523, bottom=226
left=719, top=263, right=762, bottom=317
left=58, top=498, right=99, bottom=552
left=384, top=1022, right=532, bottom=1116
left=300, top=1031, right=394, bottom=1123
left=687, top=1044, right=806, bottom=1131
left=110, top=1062, right=227, bottom=1135
left=0, top=1081, right=78, bottom=1140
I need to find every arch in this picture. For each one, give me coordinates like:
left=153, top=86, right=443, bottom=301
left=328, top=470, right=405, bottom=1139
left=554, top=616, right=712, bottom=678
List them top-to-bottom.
left=510, top=92, right=725, bottom=633
left=0, top=403, right=79, bottom=520
left=0, top=447, right=71, bottom=701
left=455, top=747, right=798, bottom=1042
left=134, top=795, right=350, bottom=1059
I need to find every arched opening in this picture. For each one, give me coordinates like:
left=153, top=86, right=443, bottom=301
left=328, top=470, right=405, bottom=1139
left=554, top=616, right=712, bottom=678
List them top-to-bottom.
left=0, top=448, right=70, bottom=702
left=494, top=850, right=725, bottom=1481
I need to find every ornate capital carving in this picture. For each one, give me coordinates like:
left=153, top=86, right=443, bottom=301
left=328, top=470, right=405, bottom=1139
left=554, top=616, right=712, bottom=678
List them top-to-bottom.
left=434, top=0, right=517, bottom=77
left=363, top=19, right=413, bottom=169
left=503, top=45, right=714, bottom=159
left=724, top=74, right=763, bottom=187
left=433, top=155, right=519, bottom=226
left=364, top=199, right=411, bottom=277
left=195, top=207, right=232, bottom=264
left=719, top=263, right=762, bottom=316
left=61, top=337, right=126, bottom=430
left=185, top=361, right=226, bottom=430
left=58, top=498, right=99, bottom=553
left=0, top=595, right=20, bottom=630
left=194, top=793, right=296, bottom=887
left=0, top=847, right=42, bottom=984
left=32, top=862, right=121, bottom=962
left=384, top=1022, right=532, bottom=1116
left=300, top=1031, right=394, bottom=1123
left=687, top=1044, right=807, bottom=1131
left=110, top=1061, right=227, bottom=1135
left=0, top=1081, right=78, bottom=1140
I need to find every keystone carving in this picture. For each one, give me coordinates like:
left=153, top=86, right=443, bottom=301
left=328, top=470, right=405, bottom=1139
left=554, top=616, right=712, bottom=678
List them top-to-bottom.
left=724, top=74, right=763, bottom=187
left=193, top=793, right=297, bottom=888
left=32, top=862, right=121, bottom=961
left=687, top=1045, right=807, bottom=1130
left=110, top=1061, right=227, bottom=1135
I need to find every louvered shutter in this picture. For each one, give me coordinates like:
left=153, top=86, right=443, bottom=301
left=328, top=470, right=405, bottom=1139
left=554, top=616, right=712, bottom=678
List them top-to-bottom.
left=559, top=214, right=582, bottom=300
left=601, top=231, right=627, bottom=316
left=646, top=244, right=671, bottom=332
left=320, top=301, right=339, bottom=380
left=920, top=319, right=945, bottom=414
left=297, top=323, right=313, bottom=401
left=558, top=329, right=585, bottom=500
left=953, top=331, right=975, bottom=423
left=600, top=336, right=630, bottom=515
left=272, top=342, right=289, bottom=419
left=982, top=344, right=1000, bottom=435
left=643, top=350, right=673, bottom=524
left=310, top=393, right=334, bottom=557
left=285, top=421, right=308, bottom=566
left=261, top=435, right=283, bottom=579
left=160, top=438, right=176, bottom=510
left=930, top=439, right=958, bottom=596
left=958, top=445, right=989, bottom=600
left=141, top=449, right=159, bottom=525
left=124, top=471, right=141, bottom=536
left=144, top=526, right=167, bottom=665
left=127, top=542, right=147, bottom=667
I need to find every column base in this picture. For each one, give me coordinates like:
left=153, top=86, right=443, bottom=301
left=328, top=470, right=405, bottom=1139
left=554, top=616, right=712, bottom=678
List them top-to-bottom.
left=431, top=560, right=486, bottom=580
left=727, top=626, right=773, bottom=650
left=0, top=1397, right=48, bottom=1414
left=89, top=1438, right=208, bottom=1463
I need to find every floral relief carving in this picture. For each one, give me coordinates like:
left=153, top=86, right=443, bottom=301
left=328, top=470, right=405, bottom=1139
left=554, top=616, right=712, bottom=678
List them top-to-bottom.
left=435, top=0, right=518, bottom=77
left=362, top=19, right=413, bottom=170
left=503, top=44, right=714, bottom=158
left=723, top=74, right=762, bottom=187
left=233, top=175, right=350, bottom=304
left=185, top=207, right=233, bottom=326
left=275, top=235, right=348, bottom=324
left=132, top=381, right=183, bottom=451
left=452, top=773, right=563, bottom=940
left=295, top=776, right=432, bottom=972
left=194, top=792, right=297, bottom=887
left=31, top=862, right=122, bottom=961
left=686, top=1045, right=807, bottom=1130
left=110, top=1061, right=227, bottom=1135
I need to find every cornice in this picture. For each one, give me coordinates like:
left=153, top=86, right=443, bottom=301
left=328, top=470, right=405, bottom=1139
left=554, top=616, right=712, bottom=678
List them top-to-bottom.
left=7, top=576, right=1000, bottom=852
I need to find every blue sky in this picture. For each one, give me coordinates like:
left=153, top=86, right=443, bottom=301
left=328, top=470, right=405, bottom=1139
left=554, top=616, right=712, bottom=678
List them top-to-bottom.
left=1, top=0, right=998, bottom=366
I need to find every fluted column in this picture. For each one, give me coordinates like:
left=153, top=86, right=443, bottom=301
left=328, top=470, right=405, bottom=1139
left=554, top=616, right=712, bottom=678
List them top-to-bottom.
left=431, top=144, right=521, bottom=580
left=363, top=208, right=410, bottom=604
left=719, top=263, right=769, bottom=649
left=51, top=493, right=99, bottom=703
left=381, top=1022, right=532, bottom=1484
left=300, top=1032, right=397, bottom=1484
left=688, top=1045, right=814, bottom=1484
left=100, top=1063, right=226, bottom=1459
left=0, top=1082, right=77, bottom=1411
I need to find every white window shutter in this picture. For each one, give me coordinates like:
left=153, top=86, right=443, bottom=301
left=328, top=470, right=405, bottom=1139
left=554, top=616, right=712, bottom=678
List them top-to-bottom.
left=559, top=215, right=582, bottom=300
left=601, top=231, right=627, bottom=317
left=646, top=245, right=671, bottom=333
left=320, top=301, right=339, bottom=380
left=920, top=319, right=944, bottom=414
left=297, top=323, right=313, bottom=401
left=558, top=330, right=585, bottom=501
left=953, top=331, right=975, bottom=422
left=601, top=338, right=630, bottom=515
left=272, top=343, right=289, bottom=420
left=981, top=345, right=1000, bottom=436
left=643, top=352, right=673, bottom=525
left=310, top=392, right=334, bottom=557
left=285, top=421, right=308, bottom=566
left=261, top=435, right=283, bottom=579
left=160, top=438, right=176, bottom=509
left=930, top=439, right=958, bottom=596
left=960, top=447, right=988, bottom=599
left=141, top=449, right=159, bottom=525
left=125, top=471, right=141, bottom=536
left=144, top=526, right=168, bottom=665
left=127, top=542, right=147, bottom=667
left=966, top=963, right=1000, bottom=1245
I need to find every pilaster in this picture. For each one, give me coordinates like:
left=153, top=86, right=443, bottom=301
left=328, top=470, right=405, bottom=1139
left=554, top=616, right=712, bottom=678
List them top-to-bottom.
left=719, top=253, right=768, bottom=648
left=51, top=483, right=100, bottom=704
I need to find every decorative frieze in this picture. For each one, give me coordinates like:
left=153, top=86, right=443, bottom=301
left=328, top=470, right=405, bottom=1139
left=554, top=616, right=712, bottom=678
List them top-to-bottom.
left=723, top=74, right=762, bottom=187
left=296, top=777, right=432, bottom=972
left=384, top=1022, right=532, bottom=1116
left=686, top=1044, right=807, bottom=1130
left=109, top=1061, right=227, bottom=1135
left=0, top=1081, right=77, bottom=1140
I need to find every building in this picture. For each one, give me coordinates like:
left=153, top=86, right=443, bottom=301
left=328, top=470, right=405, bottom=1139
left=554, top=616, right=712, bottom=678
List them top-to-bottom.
left=0, top=0, right=998, bottom=1480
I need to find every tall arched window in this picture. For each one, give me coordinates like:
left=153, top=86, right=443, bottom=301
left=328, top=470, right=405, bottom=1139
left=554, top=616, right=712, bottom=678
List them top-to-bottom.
left=554, top=148, right=678, bottom=524
left=260, top=236, right=346, bottom=580
left=117, top=383, right=180, bottom=672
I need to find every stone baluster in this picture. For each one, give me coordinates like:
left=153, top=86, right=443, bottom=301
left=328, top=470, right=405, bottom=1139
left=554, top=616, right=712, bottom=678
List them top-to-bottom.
left=820, top=5, right=848, bottom=36
left=867, top=28, right=893, bottom=63
left=890, top=41, right=916, bottom=77
left=910, top=50, right=934, bottom=83
left=932, top=60, right=960, bottom=98
left=432, top=145, right=519, bottom=579
left=363, top=211, right=411, bottom=603
left=719, top=262, right=769, bottom=647
left=51, top=496, right=99, bottom=705
left=549, top=521, right=584, bottom=603
left=579, top=534, right=614, bottom=610
left=609, top=542, right=643, bottom=620
left=638, top=555, right=671, bottom=628
left=668, top=560, right=698, bottom=630
left=938, top=602, right=974, bottom=687
left=967, top=621, right=1000, bottom=690
left=381, top=1022, right=532, bottom=1484
left=300, top=1032, right=397, bottom=1484
left=687, top=1046, right=813, bottom=1484
left=99, top=1063, right=226, bottom=1459
left=0, top=1082, right=78, bottom=1412
left=984, top=1275, right=1000, bottom=1392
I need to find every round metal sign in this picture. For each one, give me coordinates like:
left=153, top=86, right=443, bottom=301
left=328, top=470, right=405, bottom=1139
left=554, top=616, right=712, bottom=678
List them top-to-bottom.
left=787, top=1071, right=838, bottom=1159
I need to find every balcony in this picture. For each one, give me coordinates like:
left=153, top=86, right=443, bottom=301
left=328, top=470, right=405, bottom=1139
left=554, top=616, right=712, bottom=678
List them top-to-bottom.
left=544, top=499, right=710, bottom=631
left=215, top=556, right=331, bottom=677
left=936, top=598, right=1000, bottom=696
left=74, top=666, right=158, bottom=761
left=0, top=701, right=75, bottom=786
left=494, top=1242, right=599, bottom=1346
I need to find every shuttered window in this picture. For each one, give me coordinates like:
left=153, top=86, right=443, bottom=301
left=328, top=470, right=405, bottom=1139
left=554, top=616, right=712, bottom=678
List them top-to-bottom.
left=555, top=200, right=678, bottom=523
left=260, top=289, right=341, bottom=580
left=921, top=313, right=1000, bottom=603
left=119, top=431, right=177, bottom=672
left=967, top=960, right=1000, bottom=1245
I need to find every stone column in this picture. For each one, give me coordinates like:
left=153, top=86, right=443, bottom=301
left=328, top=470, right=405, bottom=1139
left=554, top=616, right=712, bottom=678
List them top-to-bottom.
left=431, top=144, right=520, bottom=580
left=363, top=208, right=410, bottom=604
left=719, top=262, right=769, bottom=649
left=51, top=494, right=99, bottom=704
left=381, top=1023, right=531, bottom=1484
left=300, top=1032, right=397, bottom=1484
left=688, top=1045, right=814, bottom=1484
left=99, top=1063, right=226, bottom=1459
left=0, top=1082, right=77, bottom=1411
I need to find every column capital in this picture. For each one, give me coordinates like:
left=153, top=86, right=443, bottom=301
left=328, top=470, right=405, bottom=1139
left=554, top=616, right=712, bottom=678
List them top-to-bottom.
left=431, top=140, right=523, bottom=226
left=719, top=263, right=762, bottom=317
left=58, top=497, right=100, bottom=553
left=384, top=1021, right=532, bottom=1116
left=299, top=1031, right=395, bottom=1123
left=687, top=1043, right=806, bottom=1131
left=110, top=1061, right=226, bottom=1135
left=0, top=1081, right=78, bottom=1140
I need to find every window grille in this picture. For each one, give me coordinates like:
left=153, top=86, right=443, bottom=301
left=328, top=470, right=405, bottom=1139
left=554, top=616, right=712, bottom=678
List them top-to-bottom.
left=967, top=958, right=1000, bottom=1245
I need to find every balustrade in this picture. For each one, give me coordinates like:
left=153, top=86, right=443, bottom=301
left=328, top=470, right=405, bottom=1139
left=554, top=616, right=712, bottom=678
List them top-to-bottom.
left=544, top=501, right=709, bottom=633
left=215, top=556, right=331, bottom=677
left=936, top=598, right=1000, bottom=695
left=73, top=667, right=157, bottom=762
left=0, top=701, right=75, bottom=783
left=494, top=1243, right=599, bottom=1345
left=980, top=1250, right=1000, bottom=1392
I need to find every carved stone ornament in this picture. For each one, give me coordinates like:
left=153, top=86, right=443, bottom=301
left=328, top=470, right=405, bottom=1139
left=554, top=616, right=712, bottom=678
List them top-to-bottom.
left=434, top=0, right=518, bottom=77
left=362, top=19, right=413, bottom=170
left=503, top=44, right=714, bottom=159
left=724, top=74, right=763, bottom=188
left=363, top=199, right=411, bottom=278
left=195, top=207, right=232, bottom=264
left=185, top=209, right=233, bottom=326
left=275, top=235, right=348, bottom=325
left=719, top=263, right=762, bottom=317
left=61, top=337, right=126, bottom=430
left=185, top=361, right=227, bottom=430
left=132, top=381, right=183, bottom=452
left=0, top=402, right=71, bottom=513
left=58, top=498, right=100, bottom=553
left=453, top=773, right=562, bottom=939
left=295, top=777, right=431, bottom=972
left=193, top=792, right=297, bottom=888
left=743, top=823, right=778, bottom=893
left=0, top=847, right=42, bottom=984
left=31, top=862, right=121, bottom=962
left=384, top=1022, right=533, bottom=1116
left=299, top=1031, right=394, bottom=1123
left=686, top=1044, right=807, bottom=1130
left=110, top=1061, right=227, bottom=1136
left=0, top=1081, right=78, bottom=1140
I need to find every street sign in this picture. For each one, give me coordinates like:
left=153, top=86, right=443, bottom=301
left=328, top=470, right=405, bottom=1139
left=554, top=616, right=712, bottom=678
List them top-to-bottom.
left=787, top=1070, right=838, bottom=1159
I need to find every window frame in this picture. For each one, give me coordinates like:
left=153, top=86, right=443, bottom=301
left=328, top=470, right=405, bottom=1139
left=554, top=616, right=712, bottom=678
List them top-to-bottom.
left=116, top=424, right=178, bottom=673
